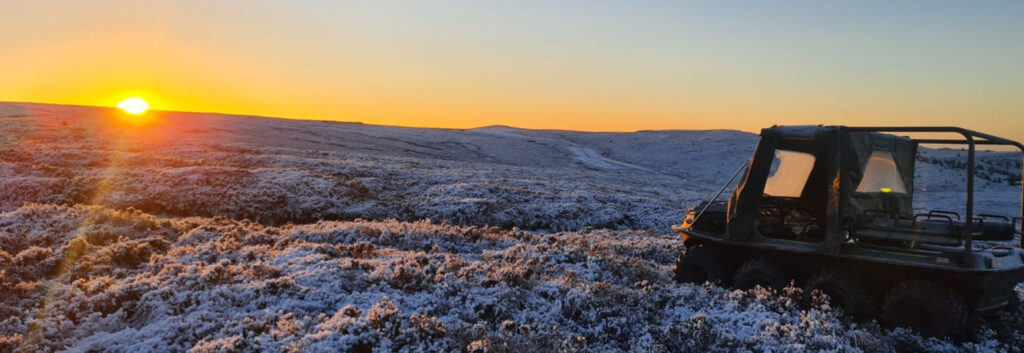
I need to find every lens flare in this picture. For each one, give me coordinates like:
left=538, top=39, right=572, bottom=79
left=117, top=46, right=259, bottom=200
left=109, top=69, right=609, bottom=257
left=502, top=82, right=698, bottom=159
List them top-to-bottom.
left=116, top=97, right=149, bottom=115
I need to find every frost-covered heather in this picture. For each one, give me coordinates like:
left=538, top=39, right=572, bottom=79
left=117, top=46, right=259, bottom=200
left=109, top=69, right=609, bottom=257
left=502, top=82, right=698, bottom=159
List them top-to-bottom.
left=0, top=103, right=757, bottom=231
left=2, top=103, right=1023, bottom=352
left=2, top=103, right=1018, bottom=232
left=1, top=204, right=1020, bottom=353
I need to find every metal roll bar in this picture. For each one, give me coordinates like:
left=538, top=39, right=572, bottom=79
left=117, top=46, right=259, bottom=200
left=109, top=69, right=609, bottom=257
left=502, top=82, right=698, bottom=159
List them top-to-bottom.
left=846, top=127, right=1024, bottom=263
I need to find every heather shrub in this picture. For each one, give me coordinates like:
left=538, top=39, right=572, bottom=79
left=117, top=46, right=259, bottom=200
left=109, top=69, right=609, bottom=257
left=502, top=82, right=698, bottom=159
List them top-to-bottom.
left=0, top=202, right=1019, bottom=352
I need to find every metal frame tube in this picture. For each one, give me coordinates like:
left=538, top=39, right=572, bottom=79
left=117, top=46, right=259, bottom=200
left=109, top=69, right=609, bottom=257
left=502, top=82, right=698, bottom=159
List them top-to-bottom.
left=846, top=126, right=1024, bottom=261
left=965, top=135, right=975, bottom=264
left=691, top=160, right=750, bottom=227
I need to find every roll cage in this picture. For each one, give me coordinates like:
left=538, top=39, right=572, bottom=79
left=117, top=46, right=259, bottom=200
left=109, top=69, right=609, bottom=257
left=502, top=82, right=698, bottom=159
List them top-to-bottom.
left=709, top=126, right=1024, bottom=267
left=847, top=127, right=1024, bottom=256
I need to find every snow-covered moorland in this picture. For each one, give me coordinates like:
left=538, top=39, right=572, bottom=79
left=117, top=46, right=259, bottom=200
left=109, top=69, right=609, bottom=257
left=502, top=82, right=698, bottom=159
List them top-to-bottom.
left=1, top=102, right=1022, bottom=352
left=0, top=103, right=756, bottom=231
left=2, top=204, right=1020, bottom=352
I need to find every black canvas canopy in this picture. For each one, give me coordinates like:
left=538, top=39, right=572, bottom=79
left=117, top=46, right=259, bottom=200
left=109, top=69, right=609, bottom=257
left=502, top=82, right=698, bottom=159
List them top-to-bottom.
left=725, top=125, right=1024, bottom=255
left=842, top=130, right=918, bottom=220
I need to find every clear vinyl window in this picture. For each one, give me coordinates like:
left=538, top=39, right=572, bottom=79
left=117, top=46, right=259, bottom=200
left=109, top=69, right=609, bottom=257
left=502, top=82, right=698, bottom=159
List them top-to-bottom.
left=763, top=150, right=816, bottom=198
left=856, top=151, right=907, bottom=194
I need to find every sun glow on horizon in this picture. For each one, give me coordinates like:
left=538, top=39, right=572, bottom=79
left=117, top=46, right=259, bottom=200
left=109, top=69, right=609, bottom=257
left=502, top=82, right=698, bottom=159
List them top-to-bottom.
left=0, top=2, right=1021, bottom=141
left=116, top=97, right=150, bottom=115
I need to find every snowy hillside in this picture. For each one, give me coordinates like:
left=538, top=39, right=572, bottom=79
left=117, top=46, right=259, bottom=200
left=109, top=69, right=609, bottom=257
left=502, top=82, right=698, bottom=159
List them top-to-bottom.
left=0, top=102, right=758, bottom=232
left=1, top=102, right=1023, bottom=352
left=3, top=102, right=1018, bottom=231
left=915, top=148, right=1022, bottom=216
left=3, top=204, right=1020, bottom=353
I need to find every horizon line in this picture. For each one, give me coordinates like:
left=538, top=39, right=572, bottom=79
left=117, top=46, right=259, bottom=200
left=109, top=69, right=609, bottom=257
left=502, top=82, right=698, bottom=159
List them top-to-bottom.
left=0, top=99, right=754, bottom=135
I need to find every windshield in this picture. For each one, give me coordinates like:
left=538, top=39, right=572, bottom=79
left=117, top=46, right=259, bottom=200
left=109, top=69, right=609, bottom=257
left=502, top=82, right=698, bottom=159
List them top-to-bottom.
left=764, top=150, right=816, bottom=198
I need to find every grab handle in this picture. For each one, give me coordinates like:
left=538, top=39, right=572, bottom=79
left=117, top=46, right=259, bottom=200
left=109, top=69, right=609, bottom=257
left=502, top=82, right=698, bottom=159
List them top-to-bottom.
left=927, top=210, right=961, bottom=220
left=914, top=213, right=953, bottom=227
left=977, top=214, right=1010, bottom=222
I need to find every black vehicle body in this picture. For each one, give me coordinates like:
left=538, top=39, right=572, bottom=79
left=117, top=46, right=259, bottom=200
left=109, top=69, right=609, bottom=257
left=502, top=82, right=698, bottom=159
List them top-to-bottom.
left=674, top=126, right=1024, bottom=336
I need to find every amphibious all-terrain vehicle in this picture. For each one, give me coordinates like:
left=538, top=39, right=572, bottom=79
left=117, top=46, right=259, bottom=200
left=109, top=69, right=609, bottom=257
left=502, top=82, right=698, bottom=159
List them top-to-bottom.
left=672, top=126, right=1024, bottom=337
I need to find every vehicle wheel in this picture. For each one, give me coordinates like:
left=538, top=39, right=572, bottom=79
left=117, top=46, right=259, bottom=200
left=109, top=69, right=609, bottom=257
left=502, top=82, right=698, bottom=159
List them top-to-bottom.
left=673, top=245, right=731, bottom=286
left=733, top=257, right=790, bottom=290
left=803, top=268, right=876, bottom=321
left=882, top=280, right=968, bottom=338
left=974, top=292, right=1023, bottom=341
left=1009, top=292, right=1022, bottom=314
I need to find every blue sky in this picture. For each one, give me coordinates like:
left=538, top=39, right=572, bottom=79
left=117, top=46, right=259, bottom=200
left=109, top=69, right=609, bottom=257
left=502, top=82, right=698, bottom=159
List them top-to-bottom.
left=1, top=0, right=1022, bottom=139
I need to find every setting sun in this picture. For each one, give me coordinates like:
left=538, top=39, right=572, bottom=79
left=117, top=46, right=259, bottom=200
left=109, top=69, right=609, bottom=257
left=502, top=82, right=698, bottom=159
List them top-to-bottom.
left=116, top=97, right=149, bottom=115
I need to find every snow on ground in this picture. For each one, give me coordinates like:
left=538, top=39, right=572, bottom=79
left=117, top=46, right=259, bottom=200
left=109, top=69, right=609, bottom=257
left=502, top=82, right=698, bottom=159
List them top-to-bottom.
left=1, top=102, right=1022, bottom=352
left=0, top=103, right=757, bottom=231
left=914, top=148, right=1022, bottom=216
left=1, top=204, right=1020, bottom=353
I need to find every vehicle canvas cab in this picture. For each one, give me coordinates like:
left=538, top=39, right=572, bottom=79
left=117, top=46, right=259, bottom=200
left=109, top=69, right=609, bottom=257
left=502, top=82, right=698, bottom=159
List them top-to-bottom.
left=673, top=125, right=1024, bottom=338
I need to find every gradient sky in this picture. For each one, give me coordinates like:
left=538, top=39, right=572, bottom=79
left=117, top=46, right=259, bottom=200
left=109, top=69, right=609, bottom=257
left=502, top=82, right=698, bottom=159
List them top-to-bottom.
left=1, top=0, right=1022, bottom=139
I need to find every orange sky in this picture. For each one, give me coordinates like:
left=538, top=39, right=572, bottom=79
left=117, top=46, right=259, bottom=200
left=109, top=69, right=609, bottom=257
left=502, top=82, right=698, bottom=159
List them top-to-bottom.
left=1, top=1, right=1022, bottom=139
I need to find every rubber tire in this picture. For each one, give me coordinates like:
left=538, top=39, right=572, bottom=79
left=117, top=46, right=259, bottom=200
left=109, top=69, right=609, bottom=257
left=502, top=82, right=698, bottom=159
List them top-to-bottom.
left=673, top=245, right=731, bottom=286
left=733, top=257, right=790, bottom=290
left=803, top=268, right=876, bottom=321
left=882, top=280, right=968, bottom=338
left=972, top=291, right=1022, bottom=341
left=1008, top=292, right=1022, bottom=313
left=993, top=293, right=1024, bottom=340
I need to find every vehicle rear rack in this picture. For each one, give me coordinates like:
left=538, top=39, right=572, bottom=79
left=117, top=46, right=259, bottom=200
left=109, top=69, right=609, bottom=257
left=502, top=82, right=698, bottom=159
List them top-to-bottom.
left=846, top=126, right=1024, bottom=261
